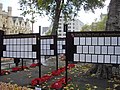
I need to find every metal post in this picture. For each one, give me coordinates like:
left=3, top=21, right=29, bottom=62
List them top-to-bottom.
left=64, top=24, right=68, bottom=85
left=38, top=26, right=41, bottom=78
left=56, top=30, right=58, bottom=70
left=0, top=31, right=4, bottom=76
left=0, top=58, right=1, bottom=76
left=21, top=59, right=23, bottom=70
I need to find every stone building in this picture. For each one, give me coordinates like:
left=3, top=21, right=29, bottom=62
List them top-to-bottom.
left=0, top=3, right=32, bottom=35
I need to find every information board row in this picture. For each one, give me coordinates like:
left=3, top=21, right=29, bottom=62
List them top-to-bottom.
left=74, top=37, right=120, bottom=45
left=3, top=38, right=36, bottom=45
left=76, top=46, right=120, bottom=55
left=3, top=51, right=36, bottom=58
left=74, top=54, right=120, bottom=64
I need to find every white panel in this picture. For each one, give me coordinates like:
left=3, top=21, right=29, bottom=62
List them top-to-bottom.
left=74, top=37, right=79, bottom=45
left=80, top=37, right=85, bottom=45
left=86, top=37, right=91, bottom=45
left=92, top=37, right=97, bottom=45
left=99, top=37, right=104, bottom=45
left=105, top=37, right=110, bottom=45
left=112, top=37, right=117, bottom=45
left=118, top=37, right=120, bottom=45
left=21, top=38, right=24, bottom=44
left=24, top=38, right=28, bottom=44
left=28, top=38, right=32, bottom=44
left=33, top=38, right=36, bottom=44
left=3, top=39, right=7, bottom=45
left=6, top=39, right=9, bottom=44
left=9, top=39, right=12, bottom=44
left=13, top=39, right=16, bottom=44
left=17, top=39, right=20, bottom=44
left=43, top=39, right=46, bottom=44
left=47, top=39, right=50, bottom=44
left=50, top=39, right=53, bottom=44
left=41, top=40, right=43, bottom=45
left=59, top=41, right=62, bottom=45
left=63, top=41, right=65, bottom=45
left=6, top=45, right=10, bottom=51
left=9, top=45, right=13, bottom=51
left=14, top=45, right=17, bottom=51
left=16, top=45, right=20, bottom=51
left=21, top=45, right=24, bottom=51
left=25, top=45, right=28, bottom=51
left=28, top=45, right=32, bottom=51
left=43, top=45, right=46, bottom=49
left=46, top=45, right=50, bottom=49
left=77, top=46, right=82, bottom=53
left=83, top=46, right=88, bottom=53
left=89, top=46, right=94, bottom=54
left=95, top=46, right=100, bottom=54
left=102, top=46, right=107, bottom=54
left=108, top=46, right=114, bottom=54
left=115, top=46, right=120, bottom=55
left=41, top=50, right=43, bottom=55
left=43, top=50, right=46, bottom=55
left=47, top=50, right=50, bottom=55
left=51, top=50, right=54, bottom=55
left=58, top=50, right=60, bottom=54
left=63, top=50, right=65, bottom=53
left=3, top=51, right=5, bottom=57
left=7, top=52, right=9, bottom=57
left=10, top=52, right=13, bottom=57
left=13, top=52, right=16, bottom=57
left=17, top=52, right=20, bottom=58
left=21, top=52, right=24, bottom=58
left=25, top=52, right=28, bottom=58
left=28, top=52, right=33, bottom=58
left=33, top=52, right=36, bottom=58
left=74, top=54, right=79, bottom=61
left=80, top=54, right=85, bottom=62
left=86, top=55, right=91, bottom=62
left=92, top=55, right=97, bottom=63
left=98, top=55, right=103, bottom=63
left=105, top=55, right=110, bottom=63
left=111, top=55, right=117, bottom=64
left=118, top=56, right=120, bottom=64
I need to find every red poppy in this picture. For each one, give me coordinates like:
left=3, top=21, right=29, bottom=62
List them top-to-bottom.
left=29, top=63, right=38, bottom=68
left=68, top=64, right=75, bottom=69
left=19, top=66, right=29, bottom=70
left=11, top=67, right=20, bottom=72
left=58, top=67, right=66, bottom=73
left=51, top=69, right=62, bottom=76
left=1, top=70, right=10, bottom=75
left=31, top=75, right=53, bottom=86
left=50, top=77, right=72, bottom=89
left=58, top=77, right=72, bottom=84
left=31, top=78, right=41, bottom=86
left=50, top=81, right=63, bottom=89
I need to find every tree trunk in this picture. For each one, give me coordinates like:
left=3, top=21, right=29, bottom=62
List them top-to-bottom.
left=51, top=0, right=64, bottom=35
left=87, top=0, right=120, bottom=79
left=106, top=0, right=120, bottom=31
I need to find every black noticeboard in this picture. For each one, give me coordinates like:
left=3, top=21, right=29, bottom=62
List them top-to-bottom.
left=67, top=31, right=120, bottom=64
left=2, top=33, right=38, bottom=59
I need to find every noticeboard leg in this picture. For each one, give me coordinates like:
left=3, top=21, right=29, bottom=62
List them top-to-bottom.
left=0, top=58, right=1, bottom=76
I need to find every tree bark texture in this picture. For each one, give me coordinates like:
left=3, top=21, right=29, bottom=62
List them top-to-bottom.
left=51, top=0, right=64, bottom=35
left=87, top=0, right=120, bottom=79
left=106, top=0, right=120, bottom=31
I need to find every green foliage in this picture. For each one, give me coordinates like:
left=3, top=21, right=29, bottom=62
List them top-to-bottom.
left=19, top=0, right=106, bottom=33
left=81, top=14, right=107, bottom=31
left=81, top=24, right=91, bottom=31
left=45, top=29, right=52, bottom=35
